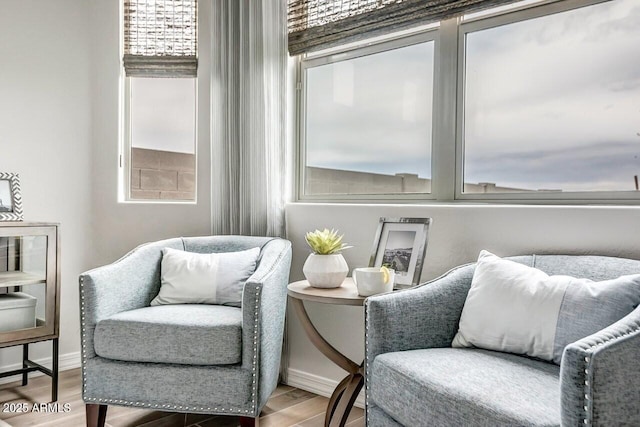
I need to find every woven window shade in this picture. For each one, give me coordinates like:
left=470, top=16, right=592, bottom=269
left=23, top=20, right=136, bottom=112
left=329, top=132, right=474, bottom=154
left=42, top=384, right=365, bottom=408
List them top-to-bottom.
left=124, top=0, right=198, bottom=77
left=288, top=0, right=522, bottom=55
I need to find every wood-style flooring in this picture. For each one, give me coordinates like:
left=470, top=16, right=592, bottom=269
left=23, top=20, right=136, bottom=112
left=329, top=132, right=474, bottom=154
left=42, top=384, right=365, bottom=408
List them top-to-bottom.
left=0, top=369, right=364, bottom=427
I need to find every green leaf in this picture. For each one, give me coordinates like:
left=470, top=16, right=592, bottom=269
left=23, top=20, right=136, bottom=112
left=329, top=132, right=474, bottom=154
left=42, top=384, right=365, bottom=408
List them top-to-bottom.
left=305, top=228, right=352, bottom=254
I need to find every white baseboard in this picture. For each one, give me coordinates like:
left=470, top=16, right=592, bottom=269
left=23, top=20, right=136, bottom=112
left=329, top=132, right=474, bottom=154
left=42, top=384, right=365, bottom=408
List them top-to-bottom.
left=0, top=351, right=81, bottom=385
left=285, top=368, right=365, bottom=409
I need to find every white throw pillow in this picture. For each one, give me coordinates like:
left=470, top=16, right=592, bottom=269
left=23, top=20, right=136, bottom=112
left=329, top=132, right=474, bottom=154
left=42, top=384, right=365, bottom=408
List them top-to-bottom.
left=151, top=247, right=260, bottom=307
left=452, top=250, right=640, bottom=363
left=452, top=250, right=568, bottom=360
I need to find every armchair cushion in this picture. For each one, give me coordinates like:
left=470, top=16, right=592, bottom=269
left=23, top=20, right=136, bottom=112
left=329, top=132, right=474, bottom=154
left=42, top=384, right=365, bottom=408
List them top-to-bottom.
left=151, top=247, right=260, bottom=307
left=452, top=251, right=640, bottom=364
left=94, top=304, right=242, bottom=366
left=370, top=348, right=560, bottom=427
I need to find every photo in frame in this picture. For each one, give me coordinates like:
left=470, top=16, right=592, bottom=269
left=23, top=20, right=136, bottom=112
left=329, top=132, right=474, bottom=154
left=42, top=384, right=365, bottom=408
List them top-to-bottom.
left=0, top=172, right=24, bottom=221
left=369, top=217, right=431, bottom=288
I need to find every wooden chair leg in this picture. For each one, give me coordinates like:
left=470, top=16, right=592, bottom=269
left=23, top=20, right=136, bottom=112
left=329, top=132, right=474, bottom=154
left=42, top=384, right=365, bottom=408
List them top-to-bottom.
left=86, top=404, right=108, bottom=427
left=239, top=416, right=259, bottom=427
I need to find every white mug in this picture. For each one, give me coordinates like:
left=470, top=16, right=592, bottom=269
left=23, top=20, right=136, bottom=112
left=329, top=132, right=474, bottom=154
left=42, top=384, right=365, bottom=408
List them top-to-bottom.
left=353, top=267, right=395, bottom=297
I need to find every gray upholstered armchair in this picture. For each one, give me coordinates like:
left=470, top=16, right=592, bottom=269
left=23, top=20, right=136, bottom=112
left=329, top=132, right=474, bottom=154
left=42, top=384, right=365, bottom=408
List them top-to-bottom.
left=79, top=236, right=291, bottom=427
left=365, top=255, right=640, bottom=427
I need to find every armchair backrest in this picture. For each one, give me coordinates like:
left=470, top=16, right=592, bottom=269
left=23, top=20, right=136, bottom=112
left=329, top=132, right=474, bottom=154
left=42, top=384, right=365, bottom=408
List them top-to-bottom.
left=183, top=235, right=276, bottom=254
left=84, top=236, right=282, bottom=321
left=95, top=237, right=185, bottom=313
left=422, top=254, right=640, bottom=344
left=426, top=254, right=640, bottom=304
left=454, top=254, right=640, bottom=284
left=524, top=255, right=640, bottom=281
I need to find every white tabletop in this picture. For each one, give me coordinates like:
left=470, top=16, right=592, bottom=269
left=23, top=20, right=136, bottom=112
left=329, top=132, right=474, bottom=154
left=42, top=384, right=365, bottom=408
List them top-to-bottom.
left=287, top=278, right=365, bottom=306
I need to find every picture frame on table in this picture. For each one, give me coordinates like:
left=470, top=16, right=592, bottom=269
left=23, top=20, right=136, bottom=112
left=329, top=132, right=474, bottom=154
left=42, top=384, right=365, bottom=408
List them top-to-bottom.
left=0, top=172, right=24, bottom=221
left=369, top=217, right=431, bottom=289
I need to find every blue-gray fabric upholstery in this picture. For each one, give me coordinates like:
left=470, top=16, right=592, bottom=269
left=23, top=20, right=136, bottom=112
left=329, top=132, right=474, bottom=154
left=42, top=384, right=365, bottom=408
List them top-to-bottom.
left=80, top=236, right=292, bottom=418
left=365, top=254, right=640, bottom=427
left=552, top=275, right=640, bottom=364
left=94, top=305, right=243, bottom=365
left=561, top=307, right=640, bottom=426
left=371, top=348, right=560, bottom=427
left=368, top=405, right=403, bottom=427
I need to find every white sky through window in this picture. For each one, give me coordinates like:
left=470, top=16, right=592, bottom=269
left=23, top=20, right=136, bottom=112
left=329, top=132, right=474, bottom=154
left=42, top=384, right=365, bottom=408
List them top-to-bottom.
left=464, top=0, right=640, bottom=192
left=306, top=41, right=434, bottom=179
left=130, top=77, right=196, bottom=154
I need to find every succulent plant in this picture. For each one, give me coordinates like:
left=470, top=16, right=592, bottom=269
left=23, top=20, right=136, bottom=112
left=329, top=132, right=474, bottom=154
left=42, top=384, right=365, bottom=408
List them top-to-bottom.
left=305, top=228, right=352, bottom=255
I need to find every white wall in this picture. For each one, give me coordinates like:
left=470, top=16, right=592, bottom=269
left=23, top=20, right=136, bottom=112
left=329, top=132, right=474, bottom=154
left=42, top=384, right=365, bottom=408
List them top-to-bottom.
left=0, top=0, right=92, bottom=370
left=0, top=0, right=212, bottom=376
left=285, top=203, right=640, bottom=396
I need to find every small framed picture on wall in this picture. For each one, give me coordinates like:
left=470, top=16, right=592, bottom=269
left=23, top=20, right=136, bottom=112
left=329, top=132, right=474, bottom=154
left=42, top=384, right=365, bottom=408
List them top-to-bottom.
left=0, top=172, right=23, bottom=221
left=369, top=217, right=431, bottom=288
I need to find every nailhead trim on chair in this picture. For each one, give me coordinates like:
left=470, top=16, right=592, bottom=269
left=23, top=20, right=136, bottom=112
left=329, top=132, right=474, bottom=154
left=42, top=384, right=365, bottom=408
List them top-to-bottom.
left=79, top=276, right=263, bottom=416
left=80, top=276, right=88, bottom=397
left=251, top=285, right=261, bottom=415
left=364, top=298, right=371, bottom=427
left=582, top=326, right=640, bottom=426
left=583, top=353, right=592, bottom=426
left=82, top=396, right=247, bottom=414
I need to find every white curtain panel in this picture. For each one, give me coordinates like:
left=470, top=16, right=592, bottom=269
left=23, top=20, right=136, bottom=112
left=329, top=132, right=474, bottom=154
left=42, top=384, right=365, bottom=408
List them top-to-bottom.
left=211, top=0, right=287, bottom=237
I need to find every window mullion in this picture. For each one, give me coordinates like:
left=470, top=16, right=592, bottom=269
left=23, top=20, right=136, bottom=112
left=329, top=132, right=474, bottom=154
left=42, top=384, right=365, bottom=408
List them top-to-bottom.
left=431, top=17, right=459, bottom=202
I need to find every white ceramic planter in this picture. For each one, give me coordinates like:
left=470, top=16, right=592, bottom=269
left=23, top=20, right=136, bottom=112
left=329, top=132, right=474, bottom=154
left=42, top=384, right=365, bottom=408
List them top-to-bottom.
left=303, top=253, right=349, bottom=288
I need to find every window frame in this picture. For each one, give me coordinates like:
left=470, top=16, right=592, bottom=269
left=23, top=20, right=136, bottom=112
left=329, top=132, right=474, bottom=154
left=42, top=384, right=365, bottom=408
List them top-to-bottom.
left=118, top=0, right=200, bottom=205
left=295, top=0, right=640, bottom=204
left=296, top=30, right=440, bottom=202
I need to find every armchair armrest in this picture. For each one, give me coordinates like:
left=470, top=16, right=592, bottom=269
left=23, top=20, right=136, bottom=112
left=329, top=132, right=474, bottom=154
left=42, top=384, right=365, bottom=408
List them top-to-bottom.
left=80, top=238, right=184, bottom=358
left=240, top=238, right=292, bottom=413
left=364, top=263, right=475, bottom=418
left=365, top=263, right=475, bottom=365
left=561, top=306, right=640, bottom=426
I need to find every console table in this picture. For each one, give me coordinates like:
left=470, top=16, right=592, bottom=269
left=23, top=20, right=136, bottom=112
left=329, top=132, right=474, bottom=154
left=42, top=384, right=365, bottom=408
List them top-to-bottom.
left=0, top=222, right=60, bottom=402
left=287, top=278, right=365, bottom=427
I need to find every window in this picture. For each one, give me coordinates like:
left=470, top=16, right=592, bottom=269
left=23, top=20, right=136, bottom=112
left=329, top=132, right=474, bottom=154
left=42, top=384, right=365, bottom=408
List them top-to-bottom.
left=121, top=0, right=198, bottom=202
left=297, top=0, right=640, bottom=203
left=461, top=0, right=640, bottom=196
left=302, top=35, right=435, bottom=198
left=128, top=78, right=196, bottom=200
